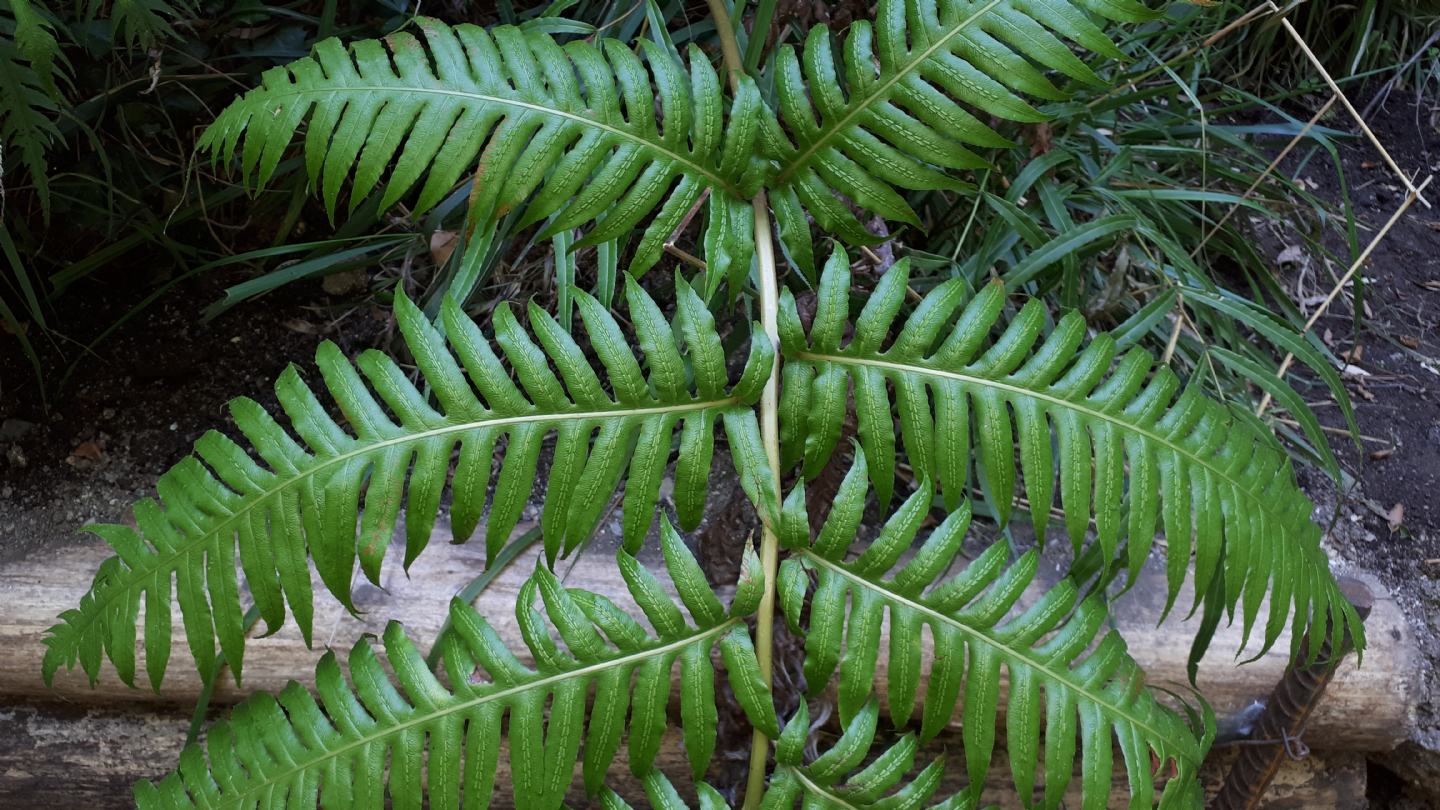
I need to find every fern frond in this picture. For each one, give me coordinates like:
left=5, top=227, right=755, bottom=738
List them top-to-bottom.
left=0, top=0, right=65, bottom=210
left=6, top=0, right=64, bottom=94
left=83, top=0, right=190, bottom=49
left=763, top=0, right=1152, bottom=270
left=200, top=17, right=765, bottom=282
left=778, top=249, right=1364, bottom=662
left=43, top=274, right=774, bottom=690
left=776, top=459, right=1205, bottom=808
left=134, top=538, right=779, bottom=809
left=763, top=701, right=972, bottom=810
left=597, top=705, right=972, bottom=810
left=599, top=773, right=732, bottom=810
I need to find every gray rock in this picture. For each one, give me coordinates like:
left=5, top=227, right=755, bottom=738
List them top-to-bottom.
left=0, top=419, right=35, bottom=441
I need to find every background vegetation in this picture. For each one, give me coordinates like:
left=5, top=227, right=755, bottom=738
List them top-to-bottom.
left=3, top=0, right=1435, bottom=463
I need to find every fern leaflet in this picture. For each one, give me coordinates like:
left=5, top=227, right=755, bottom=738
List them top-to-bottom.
left=762, top=0, right=1156, bottom=272
left=200, top=18, right=766, bottom=284
left=778, top=250, right=1365, bottom=663
left=43, top=275, right=773, bottom=690
left=777, top=457, right=1206, bottom=807
left=134, top=538, right=777, bottom=808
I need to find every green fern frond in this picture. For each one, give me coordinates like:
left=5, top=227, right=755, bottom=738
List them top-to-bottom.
left=0, top=0, right=65, bottom=210
left=6, top=0, right=64, bottom=94
left=83, top=0, right=190, bottom=49
left=762, top=0, right=1153, bottom=270
left=200, top=17, right=765, bottom=282
left=778, top=249, right=1364, bottom=663
left=43, top=274, right=774, bottom=691
left=776, top=458, right=1205, bottom=808
left=134, top=538, right=778, bottom=809
left=763, top=701, right=974, bottom=810
left=598, top=705, right=973, bottom=810
left=599, top=772, right=733, bottom=810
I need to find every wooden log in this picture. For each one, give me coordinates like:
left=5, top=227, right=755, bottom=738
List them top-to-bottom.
left=0, top=526, right=1417, bottom=750
left=902, top=553, right=1419, bottom=752
left=2, top=697, right=1370, bottom=801
left=0, top=699, right=674, bottom=809
left=0, top=700, right=1366, bottom=809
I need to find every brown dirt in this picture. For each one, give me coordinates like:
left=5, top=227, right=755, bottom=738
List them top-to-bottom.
left=1274, top=92, right=1440, bottom=806
left=0, top=271, right=386, bottom=565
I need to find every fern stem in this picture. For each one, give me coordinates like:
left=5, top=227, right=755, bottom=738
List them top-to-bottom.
left=700, top=0, right=784, bottom=804
left=705, top=0, right=746, bottom=89
left=744, top=190, right=784, bottom=809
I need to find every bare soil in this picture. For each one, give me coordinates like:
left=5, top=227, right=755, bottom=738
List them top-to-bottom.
left=1274, top=92, right=1440, bottom=806
left=0, top=272, right=386, bottom=564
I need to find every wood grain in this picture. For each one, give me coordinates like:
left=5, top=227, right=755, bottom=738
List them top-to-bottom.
left=0, top=522, right=1416, bottom=806
left=0, top=701, right=1366, bottom=809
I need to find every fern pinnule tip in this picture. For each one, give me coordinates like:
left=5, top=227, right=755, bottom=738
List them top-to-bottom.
left=731, top=541, right=766, bottom=618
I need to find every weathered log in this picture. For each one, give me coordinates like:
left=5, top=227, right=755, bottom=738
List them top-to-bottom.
left=0, top=527, right=1417, bottom=750
left=0, top=700, right=1368, bottom=809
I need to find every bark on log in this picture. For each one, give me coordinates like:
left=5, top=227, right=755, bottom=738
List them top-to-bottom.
left=0, top=528, right=1417, bottom=749
left=0, top=700, right=1367, bottom=809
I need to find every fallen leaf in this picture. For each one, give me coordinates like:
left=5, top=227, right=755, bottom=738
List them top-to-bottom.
left=227, top=25, right=274, bottom=39
left=1028, top=122, right=1053, bottom=157
left=431, top=230, right=459, bottom=267
left=1276, top=244, right=1306, bottom=266
left=322, top=268, right=367, bottom=296
left=1420, top=280, right=1440, bottom=291
left=283, top=319, right=319, bottom=335
left=1322, top=328, right=1334, bottom=346
left=1400, top=335, right=1420, bottom=349
left=1342, top=364, right=1370, bottom=379
left=66, top=438, right=105, bottom=469
left=71, top=441, right=104, bottom=462
left=1387, top=502, right=1405, bottom=533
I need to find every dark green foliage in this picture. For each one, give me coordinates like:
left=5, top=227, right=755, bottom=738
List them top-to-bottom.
left=763, top=0, right=1156, bottom=270
left=38, top=1, right=1364, bottom=807
left=201, top=18, right=766, bottom=285
left=779, top=252, right=1364, bottom=663
left=43, top=278, right=773, bottom=690
left=778, top=456, right=1204, bottom=806
left=134, top=542, right=776, bottom=809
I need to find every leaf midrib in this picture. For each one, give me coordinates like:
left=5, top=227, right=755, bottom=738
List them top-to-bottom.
left=772, top=0, right=1007, bottom=185
left=242, top=84, right=745, bottom=197
left=797, top=350, right=1305, bottom=535
left=63, top=397, right=737, bottom=659
left=803, top=552, right=1192, bottom=760
left=212, top=619, right=739, bottom=808
left=786, top=764, right=865, bottom=809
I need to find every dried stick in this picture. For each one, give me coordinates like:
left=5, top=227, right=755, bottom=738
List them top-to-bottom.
left=1278, top=17, right=1431, bottom=208
left=1190, top=95, right=1339, bottom=258
left=1256, top=175, right=1434, bottom=415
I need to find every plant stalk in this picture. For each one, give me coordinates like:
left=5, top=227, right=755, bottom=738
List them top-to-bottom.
left=700, top=0, right=784, bottom=806
left=743, top=191, right=783, bottom=809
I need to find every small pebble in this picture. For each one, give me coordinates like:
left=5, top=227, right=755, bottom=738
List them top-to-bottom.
left=0, top=418, right=35, bottom=441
